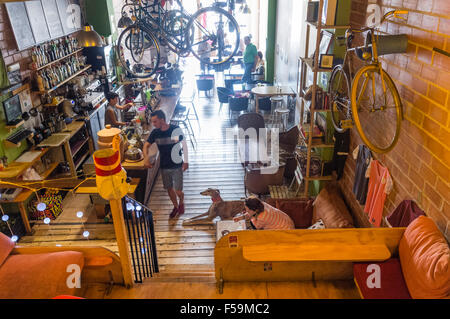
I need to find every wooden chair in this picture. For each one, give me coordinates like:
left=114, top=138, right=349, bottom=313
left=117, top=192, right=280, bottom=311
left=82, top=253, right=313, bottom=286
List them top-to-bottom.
left=269, top=158, right=303, bottom=199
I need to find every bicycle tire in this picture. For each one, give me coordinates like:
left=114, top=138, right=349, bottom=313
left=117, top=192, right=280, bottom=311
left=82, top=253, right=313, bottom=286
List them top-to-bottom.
left=186, top=6, right=240, bottom=65
left=161, top=10, right=192, bottom=55
left=117, top=24, right=161, bottom=79
left=328, top=64, right=352, bottom=133
left=351, top=64, right=402, bottom=153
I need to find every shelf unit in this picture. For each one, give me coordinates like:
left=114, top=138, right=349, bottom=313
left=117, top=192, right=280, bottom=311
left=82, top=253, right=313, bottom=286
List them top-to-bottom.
left=298, top=0, right=349, bottom=197
left=33, top=48, right=84, bottom=71
left=37, top=65, right=92, bottom=94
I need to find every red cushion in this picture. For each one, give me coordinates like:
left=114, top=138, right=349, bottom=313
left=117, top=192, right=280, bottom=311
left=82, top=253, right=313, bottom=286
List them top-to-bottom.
left=276, top=200, right=313, bottom=229
left=0, top=232, right=15, bottom=267
left=353, top=259, right=412, bottom=299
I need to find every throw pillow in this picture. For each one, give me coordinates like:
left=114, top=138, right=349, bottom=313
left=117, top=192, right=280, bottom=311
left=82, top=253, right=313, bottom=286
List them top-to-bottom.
left=312, top=183, right=354, bottom=228
left=277, top=200, right=313, bottom=229
left=399, top=216, right=450, bottom=299
left=308, top=219, right=325, bottom=229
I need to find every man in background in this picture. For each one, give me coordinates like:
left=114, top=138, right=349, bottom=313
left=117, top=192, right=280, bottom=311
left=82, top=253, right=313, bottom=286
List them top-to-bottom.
left=242, top=36, right=258, bottom=84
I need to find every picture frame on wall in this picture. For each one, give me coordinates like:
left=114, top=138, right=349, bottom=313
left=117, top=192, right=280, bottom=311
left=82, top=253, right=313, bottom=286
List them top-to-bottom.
left=319, top=54, right=334, bottom=69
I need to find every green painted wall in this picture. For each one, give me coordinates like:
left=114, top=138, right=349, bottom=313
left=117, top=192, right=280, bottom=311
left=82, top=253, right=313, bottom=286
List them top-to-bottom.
left=86, top=0, right=117, bottom=40
left=265, top=0, right=277, bottom=83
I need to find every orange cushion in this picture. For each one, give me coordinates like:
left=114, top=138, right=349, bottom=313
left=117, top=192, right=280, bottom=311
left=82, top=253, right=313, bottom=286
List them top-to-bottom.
left=313, top=184, right=354, bottom=228
left=399, top=216, right=450, bottom=299
left=0, top=232, right=15, bottom=267
left=0, top=251, right=84, bottom=299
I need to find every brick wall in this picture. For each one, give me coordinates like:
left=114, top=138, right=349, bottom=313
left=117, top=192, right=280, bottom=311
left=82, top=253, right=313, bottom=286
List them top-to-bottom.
left=339, top=0, right=449, bottom=237
left=0, top=4, right=33, bottom=81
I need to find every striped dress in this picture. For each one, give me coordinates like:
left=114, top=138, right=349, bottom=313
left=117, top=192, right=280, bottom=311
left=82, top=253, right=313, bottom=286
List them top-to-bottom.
left=247, top=202, right=295, bottom=230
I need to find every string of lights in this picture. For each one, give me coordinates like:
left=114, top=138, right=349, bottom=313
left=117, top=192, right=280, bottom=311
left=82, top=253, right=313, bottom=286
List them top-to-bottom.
left=0, top=174, right=97, bottom=243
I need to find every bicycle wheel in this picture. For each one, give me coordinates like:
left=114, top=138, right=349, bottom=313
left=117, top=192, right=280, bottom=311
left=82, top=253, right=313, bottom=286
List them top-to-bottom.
left=186, top=7, right=240, bottom=65
left=162, top=10, right=192, bottom=55
left=117, top=24, right=161, bottom=78
left=351, top=64, right=402, bottom=153
left=328, top=65, right=352, bottom=133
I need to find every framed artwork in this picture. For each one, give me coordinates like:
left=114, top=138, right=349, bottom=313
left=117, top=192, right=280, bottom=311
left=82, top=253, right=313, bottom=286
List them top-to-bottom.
left=310, top=30, right=335, bottom=65
left=319, top=54, right=334, bottom=69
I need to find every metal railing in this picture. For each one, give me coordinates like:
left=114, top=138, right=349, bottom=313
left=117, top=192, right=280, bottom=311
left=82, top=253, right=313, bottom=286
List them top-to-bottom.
left=122, top=196, right=159, bottom=283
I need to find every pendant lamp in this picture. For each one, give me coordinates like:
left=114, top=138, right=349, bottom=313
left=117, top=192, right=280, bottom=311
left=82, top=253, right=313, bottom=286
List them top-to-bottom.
left=76, top=24, right=104, bottom=47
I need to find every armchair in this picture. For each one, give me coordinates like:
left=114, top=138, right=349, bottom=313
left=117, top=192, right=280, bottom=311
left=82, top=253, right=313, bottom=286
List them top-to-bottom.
left=244, top=162, right=286, bottom=196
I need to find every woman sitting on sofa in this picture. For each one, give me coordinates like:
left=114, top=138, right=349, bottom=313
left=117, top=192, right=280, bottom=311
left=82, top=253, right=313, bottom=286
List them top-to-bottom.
left=234, top=197, right=295, bottom=230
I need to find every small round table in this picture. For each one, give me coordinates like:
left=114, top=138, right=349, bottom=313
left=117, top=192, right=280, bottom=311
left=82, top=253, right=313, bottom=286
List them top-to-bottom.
left=251, top=86, right=296, bottom=113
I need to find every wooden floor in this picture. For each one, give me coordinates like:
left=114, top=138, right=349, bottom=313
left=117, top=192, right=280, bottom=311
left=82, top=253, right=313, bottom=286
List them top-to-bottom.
left=149, top=94, right=245, bottom=271
left=81, top=280, right=359, bottom=299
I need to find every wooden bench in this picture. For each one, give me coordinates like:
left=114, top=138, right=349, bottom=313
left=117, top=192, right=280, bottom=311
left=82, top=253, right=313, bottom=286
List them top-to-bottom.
left=214, top=228, right=406, bottom=294
left=243, top=244, right=391, bottom=262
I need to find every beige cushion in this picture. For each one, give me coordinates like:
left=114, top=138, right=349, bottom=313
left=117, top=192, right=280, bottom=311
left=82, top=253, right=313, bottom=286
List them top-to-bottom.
left=312, top=184, right=354, bottom=228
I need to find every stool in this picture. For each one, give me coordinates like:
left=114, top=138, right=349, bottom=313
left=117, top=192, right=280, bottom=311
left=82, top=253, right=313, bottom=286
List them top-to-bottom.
left=270, top=96, right=284, bottom=113
left=171, top=108, right=197, bottom=150
left=274, top=108, right=290, bottom=132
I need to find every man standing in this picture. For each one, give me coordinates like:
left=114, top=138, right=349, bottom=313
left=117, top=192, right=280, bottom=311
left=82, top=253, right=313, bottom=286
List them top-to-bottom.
left=198, top=35, right=211, bottom=74
left=242, top=36, right=258, bottom=84
left=104, top=92, right=133, bottom=128
left=143, top=110, right=189, bottom=218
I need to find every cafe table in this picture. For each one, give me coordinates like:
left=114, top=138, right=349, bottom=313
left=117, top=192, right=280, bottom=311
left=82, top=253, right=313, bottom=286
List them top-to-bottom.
left=251, top=86, right=296, bottom=113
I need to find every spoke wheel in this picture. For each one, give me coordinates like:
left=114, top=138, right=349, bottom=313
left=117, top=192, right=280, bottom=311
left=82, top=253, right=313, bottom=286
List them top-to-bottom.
left=186, top=7, right=240, bottom=65
left=117, top=24, right=161, bottom=79
left=328, top=65, right=352, bottom=133
left=351, top=65, right=402, bottom=153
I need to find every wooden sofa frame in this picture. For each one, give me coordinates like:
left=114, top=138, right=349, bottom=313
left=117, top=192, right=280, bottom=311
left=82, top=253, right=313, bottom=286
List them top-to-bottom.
left=214, top=227, right=406, bottom=294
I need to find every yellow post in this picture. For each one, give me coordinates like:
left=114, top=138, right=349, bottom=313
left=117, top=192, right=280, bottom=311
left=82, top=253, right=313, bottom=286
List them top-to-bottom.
left=93, top=148, right=134, bottom=288
left=109, top=198, right=134, bottom=288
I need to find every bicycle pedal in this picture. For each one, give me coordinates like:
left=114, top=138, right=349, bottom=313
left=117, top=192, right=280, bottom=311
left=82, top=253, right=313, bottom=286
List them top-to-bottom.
left=341, top=119, right=353, bottom=129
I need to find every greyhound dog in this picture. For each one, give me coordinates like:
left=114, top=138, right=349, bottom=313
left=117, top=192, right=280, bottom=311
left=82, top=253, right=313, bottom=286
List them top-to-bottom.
left=182, top=188, right=246, bottom=225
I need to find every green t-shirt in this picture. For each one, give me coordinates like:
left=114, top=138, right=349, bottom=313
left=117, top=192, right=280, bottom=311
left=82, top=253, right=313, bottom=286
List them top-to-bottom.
left=243, top=43, right=258, bottom=64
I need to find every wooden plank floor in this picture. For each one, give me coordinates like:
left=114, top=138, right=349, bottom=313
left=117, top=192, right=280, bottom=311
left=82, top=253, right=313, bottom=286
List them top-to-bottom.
left=149, top=91, right=246, bottom=272
left=81, top=280, right=360, bottom=299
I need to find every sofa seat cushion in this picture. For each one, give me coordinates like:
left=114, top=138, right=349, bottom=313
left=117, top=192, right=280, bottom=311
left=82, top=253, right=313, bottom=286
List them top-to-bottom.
left=313, top=184, right=354, bottom=228
left=264, top=199, right=314, bottom=229
left=276, top=200, right=313, bottom=229
left=399, top=216, right=450, bottom=299
left=0, top=233, right=15, bottom=267
left=0, top=251, right=84, bottom=299
left=353, top=259, right=412, bottom=299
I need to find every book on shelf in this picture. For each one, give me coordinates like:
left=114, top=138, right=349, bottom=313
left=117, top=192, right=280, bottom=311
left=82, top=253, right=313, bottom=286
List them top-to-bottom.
left=321, top=0, right=338, bottom=26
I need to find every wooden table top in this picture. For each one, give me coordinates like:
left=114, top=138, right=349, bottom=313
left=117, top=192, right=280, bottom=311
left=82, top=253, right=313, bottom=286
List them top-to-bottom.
left=251, top=86, right=296, bottom=96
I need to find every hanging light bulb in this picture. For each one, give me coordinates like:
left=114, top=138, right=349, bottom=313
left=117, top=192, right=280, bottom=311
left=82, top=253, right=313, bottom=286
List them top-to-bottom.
left=76, top=24, right=104, bottom=47
left=37, top=203, right=47, bottom=212
left=126, top=203, right=134, bottom=211
left=76, top=211, right=84, bottom=218
left=1, top=215, right=9, bottom=222
left=44, top=218, right=51, bottom=225
left=83, top=231, right=90, bottom=238
left=11, top=235, right=18, bottom=242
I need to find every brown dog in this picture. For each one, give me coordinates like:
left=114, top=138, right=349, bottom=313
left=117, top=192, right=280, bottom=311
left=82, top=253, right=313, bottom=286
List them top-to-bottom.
left=182, top=188, right=245, bottom=225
